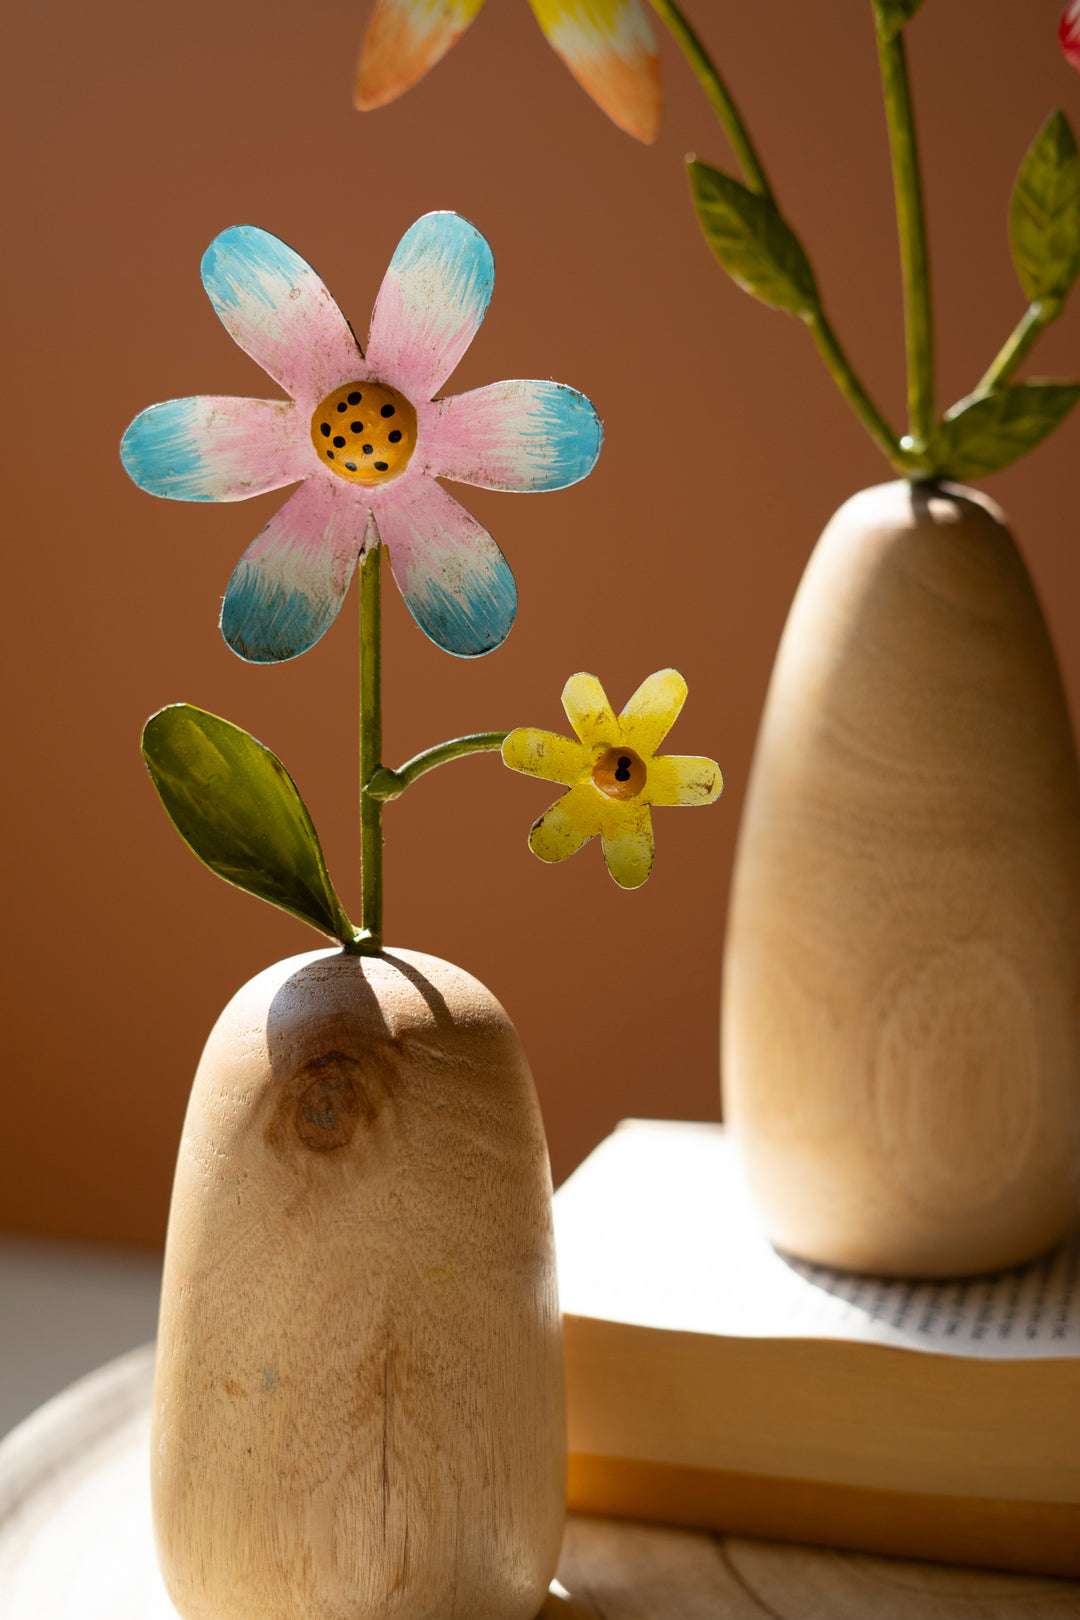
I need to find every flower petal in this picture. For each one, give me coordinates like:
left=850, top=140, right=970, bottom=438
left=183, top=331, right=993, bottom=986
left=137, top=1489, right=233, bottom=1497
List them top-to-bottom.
left=355, top=0, right=485, bottom=110
left=528, top=0, right=661, bottom=144
left=1062, top=1, right=1080, bottom=71
left=366, top=213, right=494, bottom=401
left=201, top=226, right=363, bottom=406
left=426, top=380, right=602, bottom=491
left=120, top=397, right=308, bottom=502
left=375, top=476, right=515, bottom=656
left=220, top=477, right=366, bottom=663
left=618, top=668, right=687, bottom=756
left=561, top=673, right=619, bottom=749
left=502, top=727, right=591, bottom=785
left=646, top=755, right=723, bottom=808
left=528, top=783, right=600, bottom=863
left=600, top=800, right=654, bottom=889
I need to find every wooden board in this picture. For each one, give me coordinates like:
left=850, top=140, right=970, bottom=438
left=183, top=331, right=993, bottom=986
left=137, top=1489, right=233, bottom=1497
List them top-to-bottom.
left=2, top=1346, right=1079, bottom=1618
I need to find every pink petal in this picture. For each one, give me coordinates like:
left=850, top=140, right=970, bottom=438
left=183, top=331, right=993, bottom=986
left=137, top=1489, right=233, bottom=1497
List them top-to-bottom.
left=355, top=0, right=485, bottom=110
left=1062, top=1, right=1080, bottom=70
left=365, top=213, right=494, bottom=402
left=201, top=226, right=365, bottom=409
left=424, top=379, right=602, bottom=491
left=121, top=397, right=309, bottom=502
left=373, top=474, right=516, bottom=656
left=221, top=475, right=367, bottom=662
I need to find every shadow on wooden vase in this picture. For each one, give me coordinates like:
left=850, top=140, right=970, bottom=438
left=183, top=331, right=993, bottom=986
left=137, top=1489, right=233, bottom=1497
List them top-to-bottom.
left=722, top=480, right=1080, bottom=1278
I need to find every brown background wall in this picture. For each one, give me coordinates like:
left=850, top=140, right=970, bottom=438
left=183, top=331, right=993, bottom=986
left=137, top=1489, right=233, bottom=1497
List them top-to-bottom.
left=2, top=0, right=1077, bottom=1248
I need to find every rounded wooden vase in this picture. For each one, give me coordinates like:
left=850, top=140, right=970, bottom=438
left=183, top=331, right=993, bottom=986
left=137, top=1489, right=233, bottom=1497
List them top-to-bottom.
left=722, top=481, right=1080, bottom=1278
left=152, top=946, right=564, bottom=1620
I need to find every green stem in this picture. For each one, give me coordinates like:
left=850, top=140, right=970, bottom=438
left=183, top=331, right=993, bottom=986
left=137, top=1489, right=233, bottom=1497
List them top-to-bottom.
left=647, top=0, right=775, bottom=204
left=875, top=18, right=934, bottom=445
left=976, top=301, right=1057, bottom=394
left=807, top=310, right=913, bottom=471
left=358, top=544, right=383, bottom=951
left=367, top=732, right=509, bottom=802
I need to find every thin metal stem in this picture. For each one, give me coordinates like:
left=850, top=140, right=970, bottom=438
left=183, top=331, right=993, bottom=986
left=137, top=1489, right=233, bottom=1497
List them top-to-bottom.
left=647, top=0, right=775, bottom=203
left=875, top=20, right=935, bottom=445
left=976, top=302, right=1055, bottom=394
left=807, top=311, right=914, bottom=472
left=358, top=544, right=383, bottom=951
left=367, top=733, right=510, bottom=802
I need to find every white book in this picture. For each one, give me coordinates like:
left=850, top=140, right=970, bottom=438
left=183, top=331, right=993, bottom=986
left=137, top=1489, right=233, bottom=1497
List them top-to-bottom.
left=553, top=1120, right=1080, bottom=1577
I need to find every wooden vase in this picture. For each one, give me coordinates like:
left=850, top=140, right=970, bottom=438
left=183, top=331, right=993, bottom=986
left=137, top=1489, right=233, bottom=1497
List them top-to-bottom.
left=721, top=481, right=1080, bottom=1278
left=152, top=946, right=564, bottom=1620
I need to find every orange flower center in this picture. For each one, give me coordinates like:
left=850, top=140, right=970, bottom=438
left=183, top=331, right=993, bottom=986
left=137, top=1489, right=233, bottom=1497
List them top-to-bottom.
left=310, top=380, right=417, bottom=485
left=592, top=746, right=647, bottom=801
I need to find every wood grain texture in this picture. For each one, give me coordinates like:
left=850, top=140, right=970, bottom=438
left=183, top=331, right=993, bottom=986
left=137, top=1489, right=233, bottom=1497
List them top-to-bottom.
left=722, top=481, right=1080, bottom=1277
left=152, top=947, right=564, bottom=1620
left=5, top=1348, right=1080, bottom=1618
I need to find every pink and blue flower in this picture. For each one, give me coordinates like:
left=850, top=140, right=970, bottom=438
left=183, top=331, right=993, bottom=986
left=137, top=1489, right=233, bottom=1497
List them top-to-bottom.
left=121, top=212, right=602, bottom=662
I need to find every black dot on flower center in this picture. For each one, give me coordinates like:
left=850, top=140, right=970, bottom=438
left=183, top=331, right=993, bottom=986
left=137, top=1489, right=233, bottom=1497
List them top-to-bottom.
left=347, top=391, right=361, bottom=405
left=337, top=401, right=347, bottom=412
left=380, top=404, right=395, bottom=418
left=350, top=422, right=363, bottom=433
left=320, top=423, right=331, bottom=438
left=388, top=429, right=402, bottom=443
left=333, top=435, right=346, bottom=448
left=363, top=444, right=373, bottom=455
left=326, top=450, right=335, bottom=460
left=345, top=461, right=357, bottom=471
left=374, top=461, right=389, bottom=472
left=615, top=757, right=633, bottom=782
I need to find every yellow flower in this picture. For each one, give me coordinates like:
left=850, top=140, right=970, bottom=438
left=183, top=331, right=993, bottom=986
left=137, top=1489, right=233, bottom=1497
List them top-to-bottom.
left=355, top=0, right=661, bottom=145
left=502, top=669, right=722, bottom=889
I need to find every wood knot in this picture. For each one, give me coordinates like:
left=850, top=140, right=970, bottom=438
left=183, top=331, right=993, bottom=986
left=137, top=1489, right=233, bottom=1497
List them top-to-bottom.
left=295, top=1052, right=363, bottom=1151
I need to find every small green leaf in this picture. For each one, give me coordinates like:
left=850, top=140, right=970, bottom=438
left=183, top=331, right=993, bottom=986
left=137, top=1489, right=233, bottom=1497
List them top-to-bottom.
left=872, top=0, right=926, bottom=43
left=1010, top=111, right=1080, bottom=305
left=688, top=161, right=819, bottom=318
left=931, top=383, right=1080, bottom=480
left=142, top=704, right=357, bottom=946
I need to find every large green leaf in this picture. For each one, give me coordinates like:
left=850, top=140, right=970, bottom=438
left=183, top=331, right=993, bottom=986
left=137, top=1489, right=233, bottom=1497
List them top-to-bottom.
left=872, top=0, right=927, bottom=42
left=1010, top=111, right=1080, bottom=305
left=689, top=162, right=819, bottom=318
left=931, top=383, right=1080, bottom=480
left=142, top=704, right=357, bottom=946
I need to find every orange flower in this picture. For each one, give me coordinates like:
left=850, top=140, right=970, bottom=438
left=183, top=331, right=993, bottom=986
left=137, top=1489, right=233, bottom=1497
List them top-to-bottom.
left=355, top=0, right=661, bottom=144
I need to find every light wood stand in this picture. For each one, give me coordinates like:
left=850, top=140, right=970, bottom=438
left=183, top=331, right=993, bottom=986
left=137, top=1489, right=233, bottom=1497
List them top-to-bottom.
left=2, top=1347, right=1079, bottom=1618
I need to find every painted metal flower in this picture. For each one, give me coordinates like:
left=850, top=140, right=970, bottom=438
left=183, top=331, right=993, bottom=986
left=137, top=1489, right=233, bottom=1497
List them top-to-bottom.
left=355, top=0, right=661, bottom=144
left=1062, top=1, right=1080, bottom=71
left=121, top=212, right=602, bottom=663
left=502, top=669, right=722, bottom=889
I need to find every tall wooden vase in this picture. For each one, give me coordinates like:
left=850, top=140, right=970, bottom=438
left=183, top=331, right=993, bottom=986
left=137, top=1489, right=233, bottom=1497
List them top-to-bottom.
left=721, top=481, right=1080, bottom=1278
left=152, top=946, right=564, bottom=1620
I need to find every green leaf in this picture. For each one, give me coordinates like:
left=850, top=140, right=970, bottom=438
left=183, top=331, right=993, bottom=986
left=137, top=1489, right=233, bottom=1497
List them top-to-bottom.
left=872, top=0, right=927, bottom=43
left=1009, top=111, right=1080, bottom=305
left=688, top=161, right=820, bottom=318
left=931, top=383, right=1080, bottom=480
left=142, top=704, right=357, bottom=946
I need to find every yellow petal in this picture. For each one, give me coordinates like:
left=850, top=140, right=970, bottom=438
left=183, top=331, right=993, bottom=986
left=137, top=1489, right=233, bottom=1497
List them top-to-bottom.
left=355, top=0, right=485, bottom=111
left=527, top=0, right=661, bottom=143
left=617, top=668, right=687, bottom=757
left=562, top=672, right=620, bottom=750
left=502, top=727, right=590, bottom=785
left=646, top=754, right=723, bottom=807
left=529, top=783, right=601, bottom=863
left=599, top=799, right=654, bottom=889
